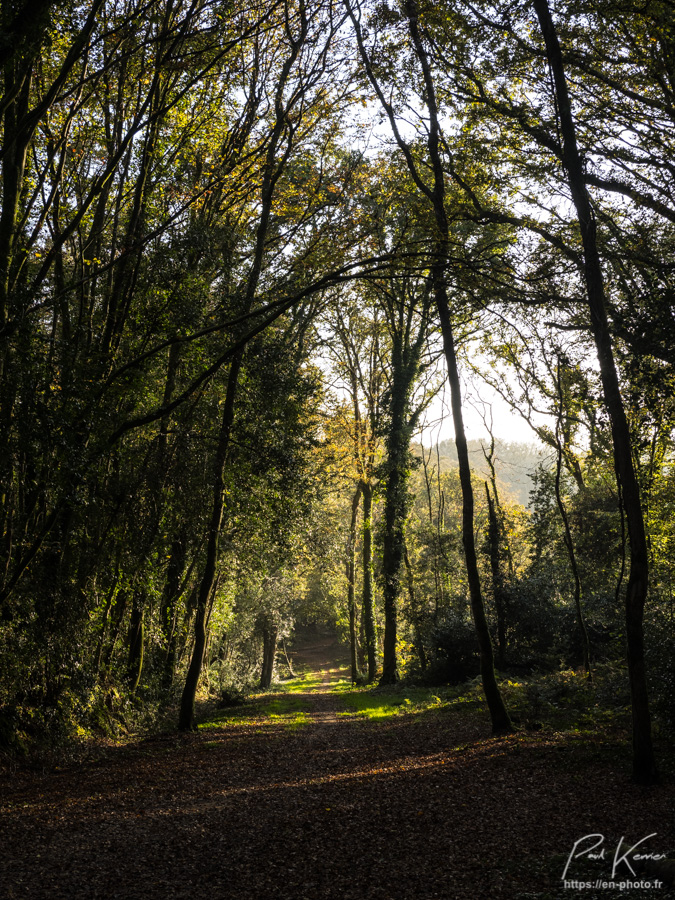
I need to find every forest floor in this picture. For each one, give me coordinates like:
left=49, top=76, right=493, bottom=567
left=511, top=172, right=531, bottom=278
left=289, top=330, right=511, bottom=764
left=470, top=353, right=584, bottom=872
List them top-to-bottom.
left=1, top=631, right=674, bottom=900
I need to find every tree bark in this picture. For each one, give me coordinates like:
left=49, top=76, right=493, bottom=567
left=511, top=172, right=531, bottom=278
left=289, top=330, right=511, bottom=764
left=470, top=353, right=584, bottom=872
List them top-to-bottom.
left=402, top=0, right=513, bottom=733
left=533, top=0, right=656, bottom=783
left=436, top=289, right=512, bottom=732
left=379, top=356, right=410, bottom=685
left=178, top=358, right=240, bottom=730
left=553, top=441, right=592, bottom=680
left=421, top=447, right=444, bottom=615
left=361, top=481, right=378, bottom=682
left=484, top=483, right=507, bottom=670
left=347, top=484, right=362, bottom=682
left=160, top=530, right=188, bottom=692
left=404, top=544, right=427, bottom=672
left=100, top=589, right=128, bottom=676
left=127, top=591, right=144, bottom=695
left=260, top=621, right=278, bottom=689
left=281, top=638, right=296, bottom=678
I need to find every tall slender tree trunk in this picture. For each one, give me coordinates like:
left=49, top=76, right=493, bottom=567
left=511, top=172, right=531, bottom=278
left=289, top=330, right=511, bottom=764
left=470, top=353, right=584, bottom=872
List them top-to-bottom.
left=351, top=0, right=512, bottom=724
left=382, top=0, right=514, bottom=732
left=533, top=0, right=656, bottom=783
left=177, top=15, right=306, bottom=729
left=0, top=62, right=31, bottom=369
left=0, top=63, right=32, bottom=593
left=436, top=286, right=513, bottom=732
left=178, top=358, right=240, bottom=730
left=380, top=372, right=409, bottom=685
left=553, top=445, right=592, bottom=680
left=421, top=448, right=444, bottom=615
left=361, top=481, right=377, bottom=682
left=484, top=483, right=507, bottom=670
left=347, top=485, right=362, bottom=682
left=160, top=529, right=188, bottom=692
left=404, top=544, right=427, bottom=672
left=94, top=565, right=121, bottom=678
left=100, top=589, right=128, bottom=676
left=127, top=590, right=144, bottom=695
left=358, top=611, right=366, bottom=671
left=281, top=638, right=296, bottom=677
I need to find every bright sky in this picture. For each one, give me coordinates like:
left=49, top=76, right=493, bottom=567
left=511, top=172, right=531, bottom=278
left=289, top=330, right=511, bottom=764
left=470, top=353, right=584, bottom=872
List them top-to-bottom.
left=418, top=368, right=550, bottom=448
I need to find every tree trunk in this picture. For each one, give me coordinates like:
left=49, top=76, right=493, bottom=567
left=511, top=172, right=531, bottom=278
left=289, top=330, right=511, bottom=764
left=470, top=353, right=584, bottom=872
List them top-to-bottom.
left=385, top=0, right=514, bottom=733
left=533, top=0, right=656, bottom=783
left=176, top=18, right=306, bottom=729
left=0, top=63, right=31, bottom=366
left=436, top=288, right=513, bottom=733
left=178, top=358, right=240, bottom=731
left=379, top=366, right=410, bottom=686
left=553, top=445, right=592, bottom=680
left=421, top=447, right=444, bottom=615
left=361, top=481, right=377, bottom=682
left=484, top=483, right=507, bottom=670
left=347, top=485, right=362, bottom=682
left=160, top=530, right=187, bottom=693
left=404, top=544, right=427, bottom=672
left=100, top=589, right=128, bottom=676
left=127, top=591, right=144, bottom=695
left=358, top=610, right=367, bottom=671
left=260, top=621, right=278, bottom=689
left=281, top=638, right=296, bottom=678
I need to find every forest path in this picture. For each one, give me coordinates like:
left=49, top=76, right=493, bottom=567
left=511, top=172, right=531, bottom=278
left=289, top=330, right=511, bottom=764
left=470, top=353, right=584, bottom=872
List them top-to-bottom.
left=287, top=627, right=351, bottom=689
left=282, top=629, right=352, bottom=727
left=1, top=637, right=673, bottom=900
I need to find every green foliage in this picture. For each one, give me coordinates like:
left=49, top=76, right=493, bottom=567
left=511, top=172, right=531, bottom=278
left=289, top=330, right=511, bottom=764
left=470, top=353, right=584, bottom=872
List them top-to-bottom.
left=337, top=683, right=444, bottom=720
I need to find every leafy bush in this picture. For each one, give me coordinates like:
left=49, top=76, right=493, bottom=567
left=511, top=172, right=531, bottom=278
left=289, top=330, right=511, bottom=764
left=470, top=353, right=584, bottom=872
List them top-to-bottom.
left=423, top=613, right=480, bottom=685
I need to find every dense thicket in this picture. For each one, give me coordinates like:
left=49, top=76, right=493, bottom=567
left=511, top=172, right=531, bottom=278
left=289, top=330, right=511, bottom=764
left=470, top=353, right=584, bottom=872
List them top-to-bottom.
left=1, top=0, right=673, bottom=782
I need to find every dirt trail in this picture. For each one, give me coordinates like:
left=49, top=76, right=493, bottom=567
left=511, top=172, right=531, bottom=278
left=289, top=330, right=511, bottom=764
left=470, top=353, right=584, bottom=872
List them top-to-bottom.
left=284, top=629, right=351, bottom=726
left=287, top=629, right=350, bottom=685
left=0, top=636, right=673, bottom=900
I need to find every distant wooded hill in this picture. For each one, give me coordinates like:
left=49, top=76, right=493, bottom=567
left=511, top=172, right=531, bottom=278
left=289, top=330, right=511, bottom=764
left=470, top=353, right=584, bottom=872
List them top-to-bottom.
left=413, top=439, right=551, bottom=507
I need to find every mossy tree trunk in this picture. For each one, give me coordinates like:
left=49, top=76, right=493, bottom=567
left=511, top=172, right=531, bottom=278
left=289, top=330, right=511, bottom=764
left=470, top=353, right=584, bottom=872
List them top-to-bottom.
left=379, top=337, right=415, bottom=685
left=178, top=358, right=240, bottom=731
left=361, top=481, right=378, bottom=683
left=484, top=483, right=507, bottom=670
left=347, top=484, right=362, bottom=683
left=160, top=529, right=188, bottom=692
left=404, top=544, right=427, bottom=673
